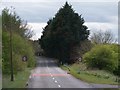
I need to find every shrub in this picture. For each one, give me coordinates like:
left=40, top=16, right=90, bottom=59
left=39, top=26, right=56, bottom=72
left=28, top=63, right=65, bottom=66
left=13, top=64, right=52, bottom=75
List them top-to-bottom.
left=2, top=31, right=35, bottom=74
left=83, top=44, right=118, bottom=72
left=112, top=45, right=120, bottom=76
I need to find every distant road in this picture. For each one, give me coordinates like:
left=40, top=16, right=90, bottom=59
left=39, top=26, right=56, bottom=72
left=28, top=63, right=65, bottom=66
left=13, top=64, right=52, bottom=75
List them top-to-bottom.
left=27, top=56, right=118, bottom=89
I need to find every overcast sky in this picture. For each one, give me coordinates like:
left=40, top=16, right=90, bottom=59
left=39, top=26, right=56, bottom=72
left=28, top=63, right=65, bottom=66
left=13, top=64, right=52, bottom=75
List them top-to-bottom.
left=0, top=0, right=118, bottom=40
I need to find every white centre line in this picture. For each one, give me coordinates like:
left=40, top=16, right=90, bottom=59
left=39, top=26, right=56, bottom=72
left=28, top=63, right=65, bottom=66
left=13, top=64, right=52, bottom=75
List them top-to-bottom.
left=45, top=60, right=61, bottom=88
left=55, top=80, right=57, bottom=83
left=58, top=85, right=61, bottom=88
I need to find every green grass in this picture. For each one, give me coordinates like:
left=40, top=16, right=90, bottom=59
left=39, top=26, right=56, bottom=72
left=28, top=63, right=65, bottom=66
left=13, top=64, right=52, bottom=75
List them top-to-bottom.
left=61, top=63, right=119, bottom=85
left=3, top=68, right=31, bottom=88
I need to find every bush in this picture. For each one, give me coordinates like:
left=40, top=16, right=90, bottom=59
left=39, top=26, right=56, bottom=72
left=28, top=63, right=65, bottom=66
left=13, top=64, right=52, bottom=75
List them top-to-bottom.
left=2, top=31, right=35, bottom=74
left=12, top=33, right=35, bottom=67
left=83, top=44, right=118, bottom=72
left=112, top=45, right=120, bottom=76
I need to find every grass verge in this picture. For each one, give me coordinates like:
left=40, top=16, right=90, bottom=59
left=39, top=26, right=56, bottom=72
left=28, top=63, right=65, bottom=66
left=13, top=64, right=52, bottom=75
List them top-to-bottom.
left=61, top=63, right=119, bottom=85
left=3, top=68, right=32, bottom=88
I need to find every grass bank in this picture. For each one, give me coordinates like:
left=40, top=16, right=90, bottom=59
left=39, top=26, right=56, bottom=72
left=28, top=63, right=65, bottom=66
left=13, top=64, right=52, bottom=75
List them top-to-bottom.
left=61, top=63, right=119, bottom=85
left=3, top=68, right=32, bottom=88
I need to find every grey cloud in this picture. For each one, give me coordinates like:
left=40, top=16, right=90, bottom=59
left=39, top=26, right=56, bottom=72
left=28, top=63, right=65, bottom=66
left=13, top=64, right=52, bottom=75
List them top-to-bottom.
left=2, top=0, right=119, bottom=2
left=1, top=1, right=118, bottom=40
left=1, top=2, right=117, bottom=23
left=72, top=2, right=117, bottom=22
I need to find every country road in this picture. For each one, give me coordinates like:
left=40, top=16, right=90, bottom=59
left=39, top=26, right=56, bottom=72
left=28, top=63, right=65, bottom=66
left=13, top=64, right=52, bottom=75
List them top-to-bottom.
left=27, top=56, right=118, bottom=89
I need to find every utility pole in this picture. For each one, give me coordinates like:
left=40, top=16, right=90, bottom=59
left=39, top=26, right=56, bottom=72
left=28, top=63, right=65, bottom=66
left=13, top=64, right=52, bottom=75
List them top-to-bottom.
left=10, top=6, right=14, bottom=81
left=10, top=24, right=14, bottom=81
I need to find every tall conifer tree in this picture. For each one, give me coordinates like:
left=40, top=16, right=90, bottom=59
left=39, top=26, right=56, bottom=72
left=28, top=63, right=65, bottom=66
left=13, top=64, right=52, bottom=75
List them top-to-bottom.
left=40, top=2, right=89, bottom=63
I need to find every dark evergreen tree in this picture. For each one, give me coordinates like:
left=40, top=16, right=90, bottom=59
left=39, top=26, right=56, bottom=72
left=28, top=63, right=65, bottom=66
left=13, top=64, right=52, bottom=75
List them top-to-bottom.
left=40, top=2, right=89, bottom=64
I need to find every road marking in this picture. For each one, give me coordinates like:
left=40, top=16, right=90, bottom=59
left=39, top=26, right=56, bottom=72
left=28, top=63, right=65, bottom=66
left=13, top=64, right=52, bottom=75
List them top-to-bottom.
left=32, top=74, right=68, bottom=77
left=29, top=75, right=31, bottom=79
left=53, top=77, right=55, bottom=80
left=55, top=80, right=57, bottom=83
left=58, top=85, right=61, bottom=88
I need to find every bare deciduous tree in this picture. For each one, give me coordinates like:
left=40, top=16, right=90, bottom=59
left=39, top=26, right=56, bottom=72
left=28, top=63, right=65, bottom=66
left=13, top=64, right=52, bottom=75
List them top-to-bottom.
left=90, top=30, right=117, bottom=44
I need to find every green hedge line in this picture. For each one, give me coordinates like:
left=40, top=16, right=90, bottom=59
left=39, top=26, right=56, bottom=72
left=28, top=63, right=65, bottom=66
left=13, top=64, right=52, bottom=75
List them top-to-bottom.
left=2, top=31, right=35, bottom=74
left=83, top=44, right=119, bottom=76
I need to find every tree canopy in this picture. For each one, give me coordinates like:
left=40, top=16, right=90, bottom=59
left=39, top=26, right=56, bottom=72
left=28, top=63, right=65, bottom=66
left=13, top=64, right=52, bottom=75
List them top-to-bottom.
left=39, top=2, right=89, bottom=64
left=2, top=7, right=33, bottom=39
left=2, top=7, right=35, bottom=74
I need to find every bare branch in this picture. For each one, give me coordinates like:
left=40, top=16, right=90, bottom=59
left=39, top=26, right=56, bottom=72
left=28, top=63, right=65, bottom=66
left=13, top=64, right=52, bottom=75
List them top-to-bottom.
left=90, top=30, right=116, bottom=44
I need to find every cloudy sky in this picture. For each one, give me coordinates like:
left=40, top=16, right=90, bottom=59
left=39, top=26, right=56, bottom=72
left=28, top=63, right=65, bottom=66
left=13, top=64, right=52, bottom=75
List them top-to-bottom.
left=0, top=0, right=119, bottom=40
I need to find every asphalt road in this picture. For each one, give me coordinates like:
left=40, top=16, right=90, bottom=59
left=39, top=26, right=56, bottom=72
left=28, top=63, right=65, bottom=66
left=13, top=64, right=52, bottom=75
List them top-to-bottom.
left=27, top=56, right=118, bottom=89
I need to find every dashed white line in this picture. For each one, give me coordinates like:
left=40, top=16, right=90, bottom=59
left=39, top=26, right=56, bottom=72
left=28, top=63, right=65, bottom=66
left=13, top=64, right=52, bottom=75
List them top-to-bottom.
left=45, top=60, right=61, bottom=88
left=55, top=80, right=57, bottom=83
left=58, top=85, right=61, bottom=88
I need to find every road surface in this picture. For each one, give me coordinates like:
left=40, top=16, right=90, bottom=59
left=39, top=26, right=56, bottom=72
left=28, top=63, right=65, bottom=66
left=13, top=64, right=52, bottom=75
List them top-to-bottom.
left=27, top=56, right=118, bottom=88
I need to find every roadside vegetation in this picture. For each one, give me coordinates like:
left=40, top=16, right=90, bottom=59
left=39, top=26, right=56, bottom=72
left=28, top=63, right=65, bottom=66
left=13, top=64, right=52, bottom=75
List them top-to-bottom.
left=39, top=2, right=119, bottom=85
left=39, top=2, right=89, bottom=64
left=2, top=8, right=36, bottom=88
left=0, top=15, right=2, bottom=68
left=0, top=15, right=2, bottom=89
left=3, top=31, right=36, bottom=74
left=61, top=32, right=119, bottom=84
left=61, top=33, right=119, bottom=85
left=83, top=44, right=119, bottom=76
left=61, top=63, right=118, bottom=85
left=3, top=68, right=31, bottom=88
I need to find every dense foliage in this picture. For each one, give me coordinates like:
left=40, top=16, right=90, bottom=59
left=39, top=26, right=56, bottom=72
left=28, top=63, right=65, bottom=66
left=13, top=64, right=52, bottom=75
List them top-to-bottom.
left=40, top=2, right=89, bottom=64
left=2, top=8, right=35, bottom=74
left=2, top=8, right=33, bottom=39
left=0, top=15, right=2, bottom=67
left=31, top=40, right=43, bottom=56
left=70, top=40, right=93, bottom=62
left=83, top=44, right=119, bottom=75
